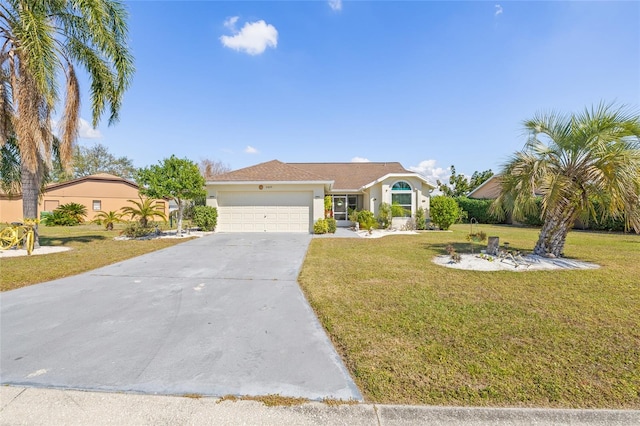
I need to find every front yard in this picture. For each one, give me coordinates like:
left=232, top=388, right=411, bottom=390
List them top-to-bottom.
left=0, top=224, right=192, bottom=292
left=298, top=224, right=640, bottom=408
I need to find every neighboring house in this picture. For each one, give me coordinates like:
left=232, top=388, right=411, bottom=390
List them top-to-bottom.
left=206, top=160, right=435, bottom=233
left=0, top=173, right=169, bottom=223
left=467, top=175, right=503, bottom=199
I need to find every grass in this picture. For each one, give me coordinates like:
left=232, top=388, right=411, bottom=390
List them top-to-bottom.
left=1, top=224, right=192, bottom=292
left=298, top=224, right=640, bottom=408
left=217, top=394, right=309, bottom=406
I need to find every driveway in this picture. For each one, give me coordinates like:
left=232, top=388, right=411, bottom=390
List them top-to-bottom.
left=0, top=233, right=362, bottom=401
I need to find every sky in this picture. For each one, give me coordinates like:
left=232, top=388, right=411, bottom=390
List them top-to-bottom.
left=72, top=0, right=640, bottom=185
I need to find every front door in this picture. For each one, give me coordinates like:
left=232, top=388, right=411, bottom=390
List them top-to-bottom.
left=333, top=195, right=347, bottom=221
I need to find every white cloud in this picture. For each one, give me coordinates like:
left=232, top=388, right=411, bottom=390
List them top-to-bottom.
left=328, top=0, right=342, bottom=12
left=495, top=4, right=503, bottom=17
left=224, top=16, right=239, bottom=31
left=220, top=18, right=278, bottom=56
left=52, top=117, right=102, bottom=139
left=78, top=118, right=102, bottom=139
left=244, top=145, right=258, bottom=154
left=351, top=156, right=370, bottom=163
left=408, top=159, right=447, bottom=187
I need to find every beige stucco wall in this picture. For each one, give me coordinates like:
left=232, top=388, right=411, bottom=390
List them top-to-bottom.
left=369, top=176, right=431, bottom=218
left=204, top=178, right=433, bottom=232
left=0, top=179, right=169, bottom=223
left=206, top=182, right=326, bottom=230
left=0, top=196, right=24, bottom=223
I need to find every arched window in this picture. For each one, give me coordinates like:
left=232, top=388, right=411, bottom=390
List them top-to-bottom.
left=391, top=181, right=412, bottom=217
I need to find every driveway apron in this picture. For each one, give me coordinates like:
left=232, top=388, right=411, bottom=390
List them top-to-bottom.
left=0, top=233, right=362, bottom=401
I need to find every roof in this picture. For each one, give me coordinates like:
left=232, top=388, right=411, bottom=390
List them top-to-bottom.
left=207, top=160, right=331, bottom=183
left=208, top=160, right=435, bottom=191
left=290, top=162, right=412, bottom=190
left=0, top=173, right=138, bottom=198
left=43, top=173, right=138, bottom=192
left=467, top=175, right=503, bottom=199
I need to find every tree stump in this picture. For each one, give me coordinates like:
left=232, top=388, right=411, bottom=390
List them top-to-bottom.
left=487, top=236, right=499, bottom=255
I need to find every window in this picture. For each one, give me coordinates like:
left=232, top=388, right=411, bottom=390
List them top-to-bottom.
left=391, top=181, right=412, bottom=217
left=92, top=200, right=101, bottom=211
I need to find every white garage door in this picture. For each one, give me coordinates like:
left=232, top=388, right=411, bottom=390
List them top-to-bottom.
left=217, top=191, right=311, bottom=233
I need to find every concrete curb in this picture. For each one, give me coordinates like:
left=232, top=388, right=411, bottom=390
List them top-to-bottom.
left=2, top=387, right=639, bottom=426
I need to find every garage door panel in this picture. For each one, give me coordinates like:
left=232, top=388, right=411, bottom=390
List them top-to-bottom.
left=217, top=192, right=311, bottom=233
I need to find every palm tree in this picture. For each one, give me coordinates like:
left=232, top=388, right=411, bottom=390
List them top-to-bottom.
left=0, top=0, right=134, bottom=245
left=493, top=103, right=640, bottom=257
left=121, top=196, right=167, bottom=228
left=55, top=202, right=87, bottom=224
left=92, top=210, right=124, bottom=230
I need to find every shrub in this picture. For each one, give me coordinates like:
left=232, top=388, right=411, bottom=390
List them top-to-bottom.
left=324, top=196, right=333, bottom=218
left=430, top=196, right=460, bottom=230
left=455, top=197, right=504, bottom=224
left=521, top=198, right=544, bottom=227
left=577, top=200, right=627, bottom=232
left=43, top=202, right=87, bottom=226
left=391, top=202, right=409, bottom=218
left=377, top=203, right=392, bottom=229
left=191, top=206, right=218, bottom=231
left=415, top=207, right=427, bottom=230
left=43, top=210, right=77, bottom=226
left=357, top=210, right=377, bottom=231
left=587, top=216, right=626, bottom=232
left=314, top=218, right=329, bottom=234
left=326, top=218, right=337, bottom=234
left=120, top=222, right=154, bottom=238
left=466, top=230, right=487, bottom=242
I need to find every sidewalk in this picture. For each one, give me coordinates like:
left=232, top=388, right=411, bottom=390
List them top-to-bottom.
left=2, top=387, right=639, bottom=426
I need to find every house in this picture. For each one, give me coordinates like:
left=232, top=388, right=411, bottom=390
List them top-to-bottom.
left=205, top=160, right=435, bottom=233
left=0, top=173, right=169, bottom=223
left=467, top=175, right=503, bottom=199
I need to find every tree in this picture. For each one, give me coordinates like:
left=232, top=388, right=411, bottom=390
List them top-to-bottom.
left=0, top=0, right=134, bottom=245
left=493, top=103, right=640, bottom=257
left=0, top=136, right=21, bottom=195
left=52, top=143, right=137, bottom=181
left=136, top=156, right=206, bottom=234
left=199, top=158, right=231, bottom=180
left=437, top=165, right=493, bottom=197
left=469, top=169, right=494, bottom=191
left=121, top=196, right=167, bottom=228
left=430, top=196, right=460, bottom=230
left=92, top=210, right=124, bottom=230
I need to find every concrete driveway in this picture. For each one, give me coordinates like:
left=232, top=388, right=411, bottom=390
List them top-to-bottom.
left=0, top=233, right=362, bottom=401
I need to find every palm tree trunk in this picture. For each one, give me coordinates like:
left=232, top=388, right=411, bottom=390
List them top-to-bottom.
left=21, top=162, right=40, bottom=248
left=533, top=205, right=576, bottom=257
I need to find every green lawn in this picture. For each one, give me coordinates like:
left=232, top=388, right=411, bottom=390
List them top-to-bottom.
left=1, top=224, right=192, bottom=292
left=298, top=224, right=640, bottom=408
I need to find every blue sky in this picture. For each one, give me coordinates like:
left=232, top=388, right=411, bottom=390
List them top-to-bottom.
left=75, top=0, right=639, bottom=184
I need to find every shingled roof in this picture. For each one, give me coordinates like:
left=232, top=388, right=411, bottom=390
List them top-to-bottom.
left=207, top=160, right=331, bottom=182
left=208, top=160, right=433, bottom=191
left=290, top=162, right=411, bottom=191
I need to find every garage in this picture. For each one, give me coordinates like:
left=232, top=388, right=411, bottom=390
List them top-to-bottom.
left=216, top=191, right=312, bottom=232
